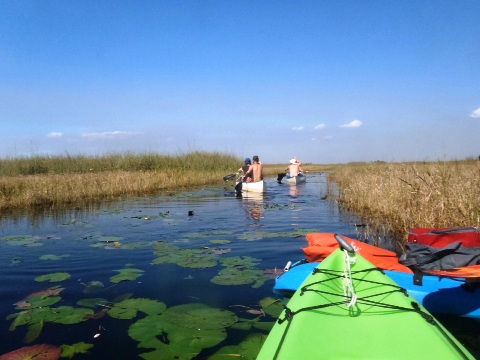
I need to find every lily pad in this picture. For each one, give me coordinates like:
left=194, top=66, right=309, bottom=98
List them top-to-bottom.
left=1, top=235, right=41, bottom=247
left=210, top=239, right=231, bottom=244
left=153, top=247, right=218, bottom=269
left=40, top=254, right=70, bottom=261
left=220, top=256, right=261, bottom=268
left=211, top=267, right=270, bottom=288
left=110, top=268, right=144, bottom=283
left=35, top=272, right=71, bottom=283
left=81, top=281, right=105, bottom=294
left=16, top=295, right=62, bottom=309
left=260, top=297, right=284, bottom=318
left=76, top=298, right=110, bottom=308
left=108, top=298, right=166, bottom=319
left=128, top=303, right=237, bottom=360
left=160, top=303, right=238, bottom=330
left=231, top=317, right=275, bottom=332
left=208, top=333, right=267, bottom=360
left=60, top=342, right=94, bottom=358
left=0, top=344, right=61, bottom=360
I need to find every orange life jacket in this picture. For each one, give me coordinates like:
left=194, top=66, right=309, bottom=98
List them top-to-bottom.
left=303, top=233, right=413, bottom=273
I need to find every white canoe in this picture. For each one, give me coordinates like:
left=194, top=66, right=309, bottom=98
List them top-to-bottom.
left=286, top=173, right=306, bottom=184
left=240, top=180, right=266, bottom=193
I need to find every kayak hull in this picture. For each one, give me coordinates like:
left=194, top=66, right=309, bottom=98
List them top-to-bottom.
left=285, top=174, right=306, bottom=184
left=235, top=179, right=266, bottom=193
left=242, top=180, right=266, bottom=193
left=258, top=249, right=474, bottom=359
left=274, top=260, right=480, bottom=318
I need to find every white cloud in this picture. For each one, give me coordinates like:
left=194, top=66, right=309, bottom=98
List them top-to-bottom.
left=470, top=108, right=480, bottom=118
left=341, top=119, right=363, bottom=128
left=314, top=123, right=326, bottom=130
left=292, top=126, right=304, bottom=131
left=81, top=131, right=141, bottom=140
left=47, top=132, right=63, bottom=138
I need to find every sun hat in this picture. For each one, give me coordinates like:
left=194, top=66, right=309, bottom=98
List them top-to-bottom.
left=245, top=158, right=251, bottom=163
left=290, top=158, right=297, bottom=164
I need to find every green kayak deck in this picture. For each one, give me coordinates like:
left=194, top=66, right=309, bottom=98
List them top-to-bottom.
left=258, top=248, right=474, bottom=360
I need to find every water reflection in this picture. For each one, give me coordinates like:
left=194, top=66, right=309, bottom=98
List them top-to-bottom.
left=240, top=192, right=265, bottom=220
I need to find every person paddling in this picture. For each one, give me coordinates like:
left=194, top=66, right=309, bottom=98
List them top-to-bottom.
left=244, top=155, right=263, bottom=182
left=285, top=157, right=303, bottom=178
left=238, top=158, right=253, bottom=182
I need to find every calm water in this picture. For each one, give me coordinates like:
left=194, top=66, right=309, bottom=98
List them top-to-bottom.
left=0, top=173, right=478, bottom=359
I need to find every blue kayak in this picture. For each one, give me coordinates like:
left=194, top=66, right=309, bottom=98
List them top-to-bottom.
left=274, top=260, right=480, bottom=319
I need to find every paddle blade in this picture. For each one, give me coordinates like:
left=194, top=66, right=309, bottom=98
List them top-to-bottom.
left=223, top=173, right=236, bottom=181
left=277, top=173, right=287, bottom=183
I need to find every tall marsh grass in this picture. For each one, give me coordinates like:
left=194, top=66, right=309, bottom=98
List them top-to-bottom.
left=0, top=152, right=241, bottom=209
left=328, top=161, right=480, bottom=245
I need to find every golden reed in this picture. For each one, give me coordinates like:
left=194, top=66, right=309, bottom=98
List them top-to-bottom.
left=328, top=161, right=480, bottom=245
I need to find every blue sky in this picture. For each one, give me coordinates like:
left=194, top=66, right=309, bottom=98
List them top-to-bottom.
left=1, top=1, right=479, bottom=164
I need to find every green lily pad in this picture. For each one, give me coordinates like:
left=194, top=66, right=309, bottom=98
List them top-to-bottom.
left=1, top=235, right=42, bottom=247
left=210, top=239, right=231, bottom=244
left=153, top=241, right=180, bottom=255
left=153, top=247, right=218, bottom=269
left=175, top=249, right=218, bottom=269
left=40, top=254, right=70, bottom=261
left=220, top=256, right=261, bottom=268
left=211, top=267, right=270, bottom=288
left=110, top=268, right=144, bottom=283
left=35, top=272, right=71, bottom=283
left=82, top=280, right=105, bottom=294
left=16, top=295, right=62, bottom=309
left=260, top=297, right=284, bottom=318
left=76, top=298, right=110, bottom=308
left=108, top=298, right=166, bottom=319
left=129, top=303, right=237, bottom=360
left=160, top=303, right=238, bottom=330
left=48, top=306, right=93, bottom=325
left=231, top=317, right=275, bottom=332
left=24, top=321, right=44, bottom=343
left=209, top=333, right=268, bottom=359
left=61, top=342, right=94, bottom=358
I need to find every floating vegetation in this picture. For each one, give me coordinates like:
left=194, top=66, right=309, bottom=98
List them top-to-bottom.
left=0, top=235, right=42, bottom=247
left=90, top=235, right=124, bottom=248
left=210, top=239, right=231, bottom=244
left=152, top=242, right=219, bottom=269
left=203, top=247, right=232, bottom=255
left=39, top=254, right=70, bottom=261
left=220, top=256, right=261, bottom=268
left=10, top=257, right=22, bottom=265
left=211, top=257, right=270, bottom=288
left=110, top=267, right=144, bottom=283
left=35, top=272, right=71, bottom=283
left=81, top=281, right=105, bottom=294
left=259, top=297, right=284, bottom=318
left=76, top=298, right=110, bottom=308
left=107, top=298, right=166, bottom=320
left=8, top=303, right=93, bottom=343
left=128, top=303, right=238, bottom=360
left=209, top=333, right=267, bottom=360
left=60, top=342, right=94, bottom=358
left=0, top=344, right=61, bottom=360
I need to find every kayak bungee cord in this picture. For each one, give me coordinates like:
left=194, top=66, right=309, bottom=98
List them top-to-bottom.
left=342, top=248, right=358, bottom=307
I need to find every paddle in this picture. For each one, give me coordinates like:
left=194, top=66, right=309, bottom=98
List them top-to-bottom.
left=223, top=173, right=237, bottom=181
left=277, top=173, right=287, bottom=183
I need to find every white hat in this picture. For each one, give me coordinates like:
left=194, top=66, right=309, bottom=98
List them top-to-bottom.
left=289, top=158, right=297, bottom=164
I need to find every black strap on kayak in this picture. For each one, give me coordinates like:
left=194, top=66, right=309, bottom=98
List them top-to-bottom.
left=272, top=266, right=472, bottom=360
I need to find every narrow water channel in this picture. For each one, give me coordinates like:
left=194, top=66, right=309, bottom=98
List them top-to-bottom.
left=0, top=173, right=477, bottom=359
